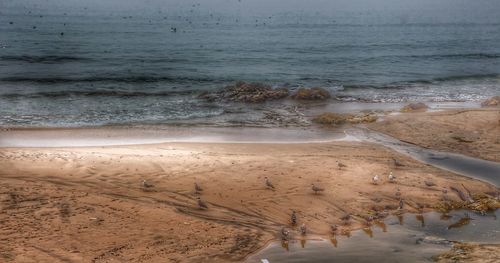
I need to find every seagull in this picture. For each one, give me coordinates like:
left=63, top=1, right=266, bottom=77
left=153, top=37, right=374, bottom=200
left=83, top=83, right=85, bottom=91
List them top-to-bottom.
left=392, top=158, right=404, bottom=168
left=336, top=160, right=347, bottom=170
left=388, top=172, right=396, bottom=183
left=372, top=175, right=379, bottom=185
left=265, top=177, right=275, bottom=189
left=142, top=179, right=154, bottom=189
left=424, top=181, right=436, bottom=187
left=194, top=182, right=203, bottom=193
left=311, top=183, right=324, bottom=194
left=197, top=197, right=208, bottom=209
left=291, top=210, right=297, bottom=226
left=341, top=214, right=351, bottom=225
left=300, top=223, right=307, bottom=235
left=330, top=224, right=338, bottom=234
left=281, top=227, right=289, bottom=240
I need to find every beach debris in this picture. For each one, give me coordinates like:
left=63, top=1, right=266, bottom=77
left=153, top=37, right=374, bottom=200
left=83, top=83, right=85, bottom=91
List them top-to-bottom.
left=199, top=81, right=288, bottom=103
left=290, top=87, right=331, bottom=100
left=481, top=96, right=500, bottom=107
left=400, top=102, right=428, bottom=112
left=392, top=157, right=405, bottom=168
left=336, top=160, right=347, bottom=170
left=388, top=171, right=396, bottom=183
left=372, top=175, right=379, bottom=185
left=265, top=177, right=275, bottom=189
left=142, top=179, right=154, bottom=189
left=424, top=181, right=436, bottom=187
left=194, top=182, right=203, bottom=194
left=311, top=183, right=324, bottom=194
left=197, top=197, right=208, bottom=209
left=399, top=199, right=404, bottom=209
left=291, top=210, right=297, bottom=226
left=447, top=213, right=472, bottom=230
left=300, top=223, right=307, bottom=235
left=281, top=227, right=289, bottom=240
left=261, top=259, right=270, bottom=263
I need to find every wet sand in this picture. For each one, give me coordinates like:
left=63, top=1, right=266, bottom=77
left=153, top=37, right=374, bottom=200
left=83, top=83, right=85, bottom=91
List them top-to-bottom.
left=1, top=108, right=499, bottom=262
left=369, top=108, right=500, bottom=162
left=1, top=139, right=498, bottom=262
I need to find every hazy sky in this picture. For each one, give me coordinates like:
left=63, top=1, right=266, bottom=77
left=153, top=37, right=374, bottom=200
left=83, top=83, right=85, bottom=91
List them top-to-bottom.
left=3, top=0, right=500, bottom=23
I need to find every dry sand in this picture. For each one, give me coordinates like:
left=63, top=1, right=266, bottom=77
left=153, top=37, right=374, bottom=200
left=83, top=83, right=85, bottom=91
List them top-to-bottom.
left=370, top=108, right=500, bottom=162
left=1, top=139, right=497, bottom=262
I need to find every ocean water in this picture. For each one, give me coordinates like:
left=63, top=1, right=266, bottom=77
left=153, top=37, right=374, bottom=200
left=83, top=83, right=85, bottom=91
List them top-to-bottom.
left=1, top=2, right=500, bottom=127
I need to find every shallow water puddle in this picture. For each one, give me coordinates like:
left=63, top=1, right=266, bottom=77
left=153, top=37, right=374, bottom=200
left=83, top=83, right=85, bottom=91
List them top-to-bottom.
left=345, top=128, right=500, bottom=187
left=246, top=210, right=499, bottom=263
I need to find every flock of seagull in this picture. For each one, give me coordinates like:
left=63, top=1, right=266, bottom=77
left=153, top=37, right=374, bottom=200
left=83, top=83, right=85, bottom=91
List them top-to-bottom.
left=141, top=158, right=406, bottom=241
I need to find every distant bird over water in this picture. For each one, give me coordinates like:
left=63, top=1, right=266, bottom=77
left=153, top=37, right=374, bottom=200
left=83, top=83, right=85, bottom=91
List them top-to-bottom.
left=336, top=160, right=347, bottom=170
left=265, top=177, right=275, bottom=189
left=197, top=197, right=208, bottom=209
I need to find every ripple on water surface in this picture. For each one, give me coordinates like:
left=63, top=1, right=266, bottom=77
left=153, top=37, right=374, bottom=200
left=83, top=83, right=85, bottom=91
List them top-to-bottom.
left=246, top=210, right=499, bottom=263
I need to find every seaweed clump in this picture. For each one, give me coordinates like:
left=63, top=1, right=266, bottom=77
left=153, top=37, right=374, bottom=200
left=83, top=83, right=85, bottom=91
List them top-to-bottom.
left=290, top=87, right=331, bottom=100
left=312, top=112, right=378, bottom=125
left=434, top=192, right=500, bottom=214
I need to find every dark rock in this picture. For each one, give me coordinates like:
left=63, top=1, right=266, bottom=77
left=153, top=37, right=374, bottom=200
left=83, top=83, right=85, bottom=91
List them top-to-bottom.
left=291, top=87, right=331, bottom=100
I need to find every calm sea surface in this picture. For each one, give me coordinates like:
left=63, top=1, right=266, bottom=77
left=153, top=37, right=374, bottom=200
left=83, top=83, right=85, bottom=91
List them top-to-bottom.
left=1, top=3, right=499, bottom=127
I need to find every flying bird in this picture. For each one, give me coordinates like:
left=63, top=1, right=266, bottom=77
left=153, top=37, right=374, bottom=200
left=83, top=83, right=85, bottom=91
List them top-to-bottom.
left=311, top=183, right=324, bottom=194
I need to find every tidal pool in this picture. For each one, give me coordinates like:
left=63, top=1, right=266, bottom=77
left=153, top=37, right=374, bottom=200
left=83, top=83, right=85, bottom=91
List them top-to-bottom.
left=246, top=210, right=499, bottom=263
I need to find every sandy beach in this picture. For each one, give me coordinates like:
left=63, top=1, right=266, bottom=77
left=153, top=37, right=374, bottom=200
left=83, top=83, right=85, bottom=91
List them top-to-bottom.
left=0, top=108, right=499, bottom=262
left=370, top=108, right=500, bottom=162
